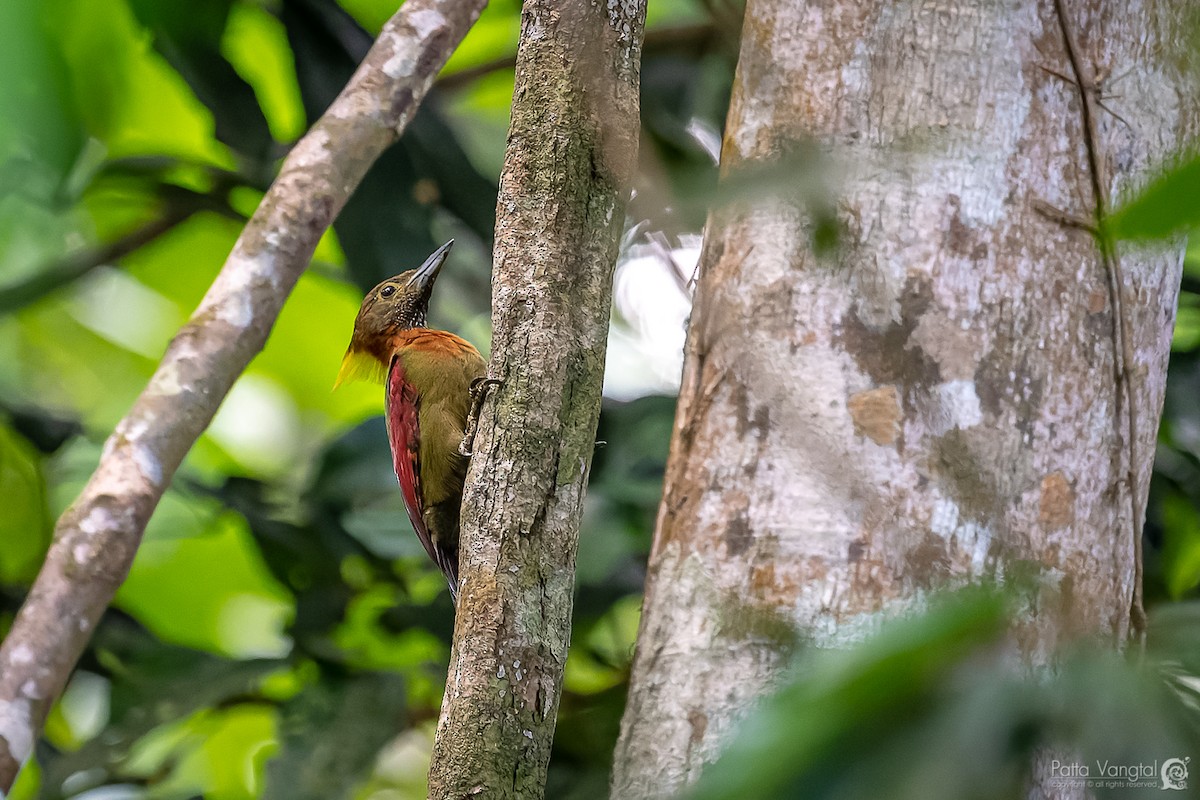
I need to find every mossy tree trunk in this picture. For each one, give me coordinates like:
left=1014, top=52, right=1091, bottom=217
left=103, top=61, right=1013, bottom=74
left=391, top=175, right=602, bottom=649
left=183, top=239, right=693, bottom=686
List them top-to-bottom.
left=426, top=0, right=645, bottom=796
left=610, top=1, right=1197, bottom=797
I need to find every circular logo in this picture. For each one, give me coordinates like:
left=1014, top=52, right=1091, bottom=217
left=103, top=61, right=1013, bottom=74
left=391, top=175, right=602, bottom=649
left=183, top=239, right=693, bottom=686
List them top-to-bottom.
left=1161, top=757, right=1189, bottom=791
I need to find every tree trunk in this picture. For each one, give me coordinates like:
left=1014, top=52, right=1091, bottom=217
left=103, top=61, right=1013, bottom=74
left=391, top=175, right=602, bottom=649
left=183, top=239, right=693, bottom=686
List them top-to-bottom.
left=426, top=0, right=644, bottom=796
left=611, top=1, right=1197, bottom=797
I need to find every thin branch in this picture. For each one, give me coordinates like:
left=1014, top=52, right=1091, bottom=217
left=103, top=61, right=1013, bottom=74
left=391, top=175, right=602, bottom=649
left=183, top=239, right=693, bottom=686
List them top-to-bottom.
left=0, top=0, right=485, bottom=788
left=425, top=0, right=646, bottom=795
left=1050, top=0, right=1146, bottom=642
left=436, top=22, right=715, bottom=91
left=435, top=53, right=517, bottom=91
left=0, top=188, right=235, bottom=314
left=1030, top=198, right=1097, bottom=234
left=0, top=214, right=186, bottom=313
left=647, top=231, right=699, bottom=296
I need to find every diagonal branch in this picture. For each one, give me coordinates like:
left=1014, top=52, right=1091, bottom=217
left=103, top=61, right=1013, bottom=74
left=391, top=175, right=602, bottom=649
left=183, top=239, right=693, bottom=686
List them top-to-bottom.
left=0, top=0, right=485, bottom=788
left=435, top=22, right=718, bottom=91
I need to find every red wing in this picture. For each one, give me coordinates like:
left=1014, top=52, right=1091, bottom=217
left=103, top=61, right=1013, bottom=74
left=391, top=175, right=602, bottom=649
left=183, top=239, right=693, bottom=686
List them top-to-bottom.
left=386, top=357, right=460, bottom=599
left=385, top=359, right=437, bottom=569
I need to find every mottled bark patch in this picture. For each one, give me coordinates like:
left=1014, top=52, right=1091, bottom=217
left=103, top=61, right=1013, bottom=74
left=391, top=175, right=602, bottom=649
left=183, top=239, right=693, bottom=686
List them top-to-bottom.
left=387, top=89, right=415, bottom=128
left=945, top=194, right=990, bottom=261
left=836, top=277, right=941, bottom=407
left=910, top=312, right=983, bottom=381
left=974, top=334, right=1046, bottom=434
left=733, top=382, right=772, bottom=440
left=847, top=385, right=901, bottom=445
left=931, top=428, right=1002, bottom=522
left=1037, top=472, right=1075, bottom=530
left=723, top=507, right=753, bottom=556
left=903, top=532, right=953, bottom=589
left=848, top=536, right=867, bottom=562
left=842, top=552, right=901, bottom=616
left=749, top=561, right=801, bottom=605
left=715, top=596, right=799, bottom=653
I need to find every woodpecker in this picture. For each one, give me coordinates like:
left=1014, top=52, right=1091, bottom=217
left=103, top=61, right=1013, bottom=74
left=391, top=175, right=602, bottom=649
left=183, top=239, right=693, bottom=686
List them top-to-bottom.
left=336, top=240, right=487, bottom=601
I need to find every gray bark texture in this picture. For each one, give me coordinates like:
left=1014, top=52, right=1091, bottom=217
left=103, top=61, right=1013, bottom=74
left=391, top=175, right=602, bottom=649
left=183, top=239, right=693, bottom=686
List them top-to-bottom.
left=0, top=0, right=486, bottom=788
left=425, top=0, right=645, bottom=795
left=610, top=1, right=1198, bottom=798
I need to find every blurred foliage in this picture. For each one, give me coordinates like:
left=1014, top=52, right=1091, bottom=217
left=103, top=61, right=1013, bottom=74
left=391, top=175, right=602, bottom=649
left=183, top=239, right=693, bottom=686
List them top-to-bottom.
left=0, top=0, right=733, bottom=796
left=4, top=0, right=1200, bottom=797
left=1106, top=128, right=1200, bottom=607
left=1109, top=151, right=1200, bottom=242
left=1143, top=240, right=1200, bottom=604
left=689, top=590, right=1200, bottom=800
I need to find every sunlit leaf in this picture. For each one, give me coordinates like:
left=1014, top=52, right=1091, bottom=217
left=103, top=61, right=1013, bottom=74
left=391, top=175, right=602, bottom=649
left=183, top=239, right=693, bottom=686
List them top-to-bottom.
left=47, top=0, right=234, bottom=165
left=126, top=0, right=275, bottom=167
left=440, top=0, right=520, bottom=76
left=223, top=1, right=307, bottom=145
left=1110, top=151, right=1200, bottom=241
left=1174, top=292, right=1200, bottom=352
left=0, top=425, right=51, bottom=584
left=1162, top=491, right=1200, bottom=599
left=116, top=510, right=294, bottom=658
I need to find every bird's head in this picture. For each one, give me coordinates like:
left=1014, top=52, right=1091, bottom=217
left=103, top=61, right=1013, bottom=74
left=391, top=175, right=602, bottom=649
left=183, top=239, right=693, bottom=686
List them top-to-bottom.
left=335, top=239, right=454, bottom=388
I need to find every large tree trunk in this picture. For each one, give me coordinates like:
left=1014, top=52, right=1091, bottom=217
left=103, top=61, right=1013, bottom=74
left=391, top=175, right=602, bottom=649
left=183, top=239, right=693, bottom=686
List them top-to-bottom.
left=426, top=0, right=644, bottom=796
left=611, top=1, right=1196, bottom=797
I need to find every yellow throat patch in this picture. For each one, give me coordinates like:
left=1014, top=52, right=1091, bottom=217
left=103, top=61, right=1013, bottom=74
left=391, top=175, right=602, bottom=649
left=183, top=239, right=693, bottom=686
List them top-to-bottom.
left=334, top=349, right=387, bottom=390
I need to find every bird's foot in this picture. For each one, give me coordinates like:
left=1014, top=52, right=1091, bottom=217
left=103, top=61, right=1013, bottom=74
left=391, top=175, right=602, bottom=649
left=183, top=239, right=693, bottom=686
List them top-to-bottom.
left=459, top=377, right=502, bottom=457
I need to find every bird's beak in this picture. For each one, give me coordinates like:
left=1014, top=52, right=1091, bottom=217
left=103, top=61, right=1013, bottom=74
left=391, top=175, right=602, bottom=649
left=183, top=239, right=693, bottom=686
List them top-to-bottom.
left=408, top=239, right=454, bottom=293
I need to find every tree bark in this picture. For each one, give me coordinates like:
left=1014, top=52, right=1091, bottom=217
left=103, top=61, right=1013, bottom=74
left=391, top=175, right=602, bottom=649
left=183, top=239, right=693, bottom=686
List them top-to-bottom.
left=0, top=0, right=485, bottom=789
left=426, top=0, right=644, bottom=796
left=611, top=1, right=1197, bottom=797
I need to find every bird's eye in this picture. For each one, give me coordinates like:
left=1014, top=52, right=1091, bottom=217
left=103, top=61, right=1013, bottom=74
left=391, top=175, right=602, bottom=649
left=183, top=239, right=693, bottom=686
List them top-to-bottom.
left=380, top=285, right=396, bottom=298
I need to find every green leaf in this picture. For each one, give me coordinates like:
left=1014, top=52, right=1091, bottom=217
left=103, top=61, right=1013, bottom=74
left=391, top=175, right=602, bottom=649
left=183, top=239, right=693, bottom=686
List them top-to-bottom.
left=0, top=0, right=85, bottom=193
left=47, top=0, right=235, bottom=166
left=126, top=0, right=276, bottom=168
left=440, top=0, right=520, bottom=75
left=223, top=1, right=307, bottom=145
left=1110, top=151, right=1200, bottom=241
left=1173, top=292, right=1200, bottom=352
left=0, top=424, right=51, bottom=584
left=1161, top=491, right=1200, bottom=599
left=116, top=509, right=294, bottom=658
left=689, top=590, right=1011, bottom=800
left=38, top=617, right=284, bottom=798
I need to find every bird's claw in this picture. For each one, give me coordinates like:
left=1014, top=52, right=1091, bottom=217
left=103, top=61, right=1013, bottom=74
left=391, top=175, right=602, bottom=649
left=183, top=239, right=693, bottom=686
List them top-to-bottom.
left=470, top=376, right=503, bottom=398
left=460, top=378, right=502, bottom=457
